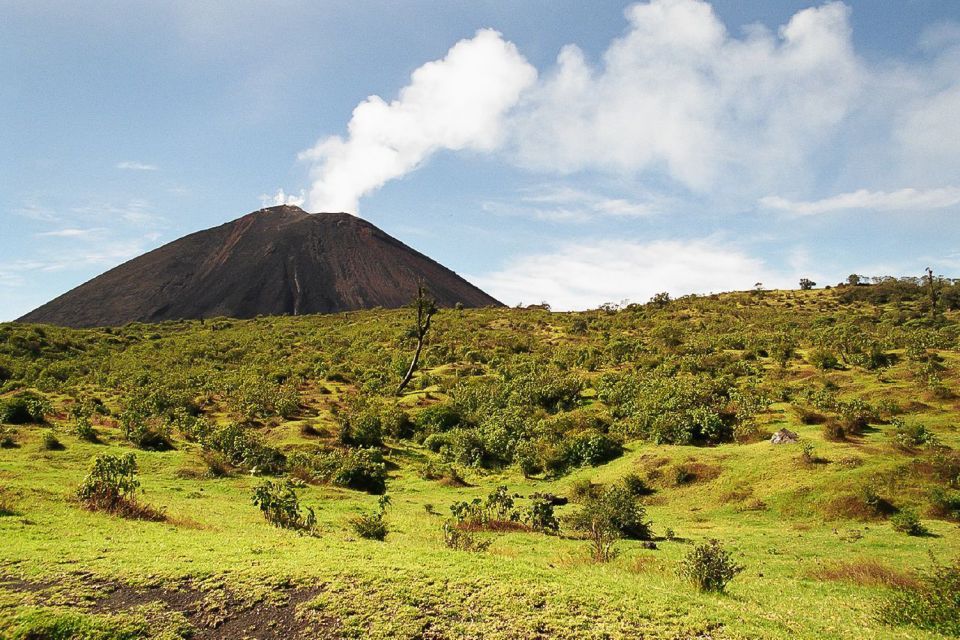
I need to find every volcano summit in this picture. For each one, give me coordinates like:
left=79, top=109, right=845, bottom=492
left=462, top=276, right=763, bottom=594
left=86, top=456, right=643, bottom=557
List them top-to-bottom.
left=18, top=205, right=500, bottom=327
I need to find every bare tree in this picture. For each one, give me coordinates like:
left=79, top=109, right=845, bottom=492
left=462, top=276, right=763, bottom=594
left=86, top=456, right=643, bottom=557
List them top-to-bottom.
left=925, top=267, right=941, bottom=318
left=396, top=283, right=437, bottom=395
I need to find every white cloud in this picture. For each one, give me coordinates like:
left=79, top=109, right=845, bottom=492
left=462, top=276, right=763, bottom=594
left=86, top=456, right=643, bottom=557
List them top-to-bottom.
left=509, top=0, right=861, bottom=193
left=299, top=28, right=537, bottom=213
left=116, top=161, right=159, bottom=171
left=482, top=185, right=661, bottom=222
left=759, top=187, right=960, bottom=215
left=260, top=188, right=306, bottom=208
left=35, top=228, right=107, bottom=238
left=472, top=238, right=792, bottom=310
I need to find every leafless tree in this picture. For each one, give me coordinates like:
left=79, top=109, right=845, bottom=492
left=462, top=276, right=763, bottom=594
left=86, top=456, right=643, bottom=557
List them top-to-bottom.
left=396, top=283, right=437, bottom=395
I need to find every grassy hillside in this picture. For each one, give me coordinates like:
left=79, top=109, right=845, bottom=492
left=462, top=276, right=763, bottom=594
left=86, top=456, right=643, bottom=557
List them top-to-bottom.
left=1, top=285, right=959, bottom=639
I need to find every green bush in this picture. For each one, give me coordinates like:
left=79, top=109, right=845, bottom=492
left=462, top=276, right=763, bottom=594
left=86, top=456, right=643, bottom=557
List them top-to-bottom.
left=808, top=349, right=840, bottom=370
left=0, top=391, right=51, bottom=424
left=890, top=419, right=938, bottom=450
left=203, top=423, right=285, bottom=474
left=40, top=431, right=64, bottom=451
left=76, top=453, right=162, bottom=520
left=251, top=479, right=315, bottom=531
left=567, top=485, right=652, bottom=562
left=929, top=487, right=960, bottom=520
left=350, top=495, right=390, bottom=540
left=525, top=496, right=559, bottom=534
left=890, top=509, right=928, bottom=536
left=442, top=521, right=491, bottom=552
left=677, top=539, right=744, bottom=592
left=879, top=556, right=960, bottom=635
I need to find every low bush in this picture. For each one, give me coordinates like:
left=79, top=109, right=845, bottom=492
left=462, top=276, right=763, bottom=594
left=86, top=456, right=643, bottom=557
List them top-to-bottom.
left=808, top=349, right=840, bottom=370
left=0, top=391, right=51, bottom=424
left=890, top=419, right=938, bottom=450
left=203, top=423, right=285, bottom=474
left=40, top=431, right=64, bottom=451
left=298, top=447, right=388, bottom=494
left=76, top=453, right=163, bottom=520
left=251, top=479, right=315, bottom=531
left=567, top=485, right=652, bottom=562
left=928, top=487, right=960, bottom=520
left=350, top=495, right=391, bottom=540
left=525, top=496, right=560, bottom=534
left=890, top=509, right=928, bottom=536
left=442, top=521, right=491, bottom=552
left=677, top=539, right=743, bottom=593
left=879, top=556, right=960, bottom=636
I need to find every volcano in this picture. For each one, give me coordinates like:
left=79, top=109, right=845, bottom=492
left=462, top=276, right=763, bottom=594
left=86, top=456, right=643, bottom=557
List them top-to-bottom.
left=18, top=205, right=501, bottom=327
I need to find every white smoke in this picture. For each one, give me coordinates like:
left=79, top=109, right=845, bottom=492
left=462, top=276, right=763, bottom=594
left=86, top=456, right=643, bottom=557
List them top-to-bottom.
left=300, top=29, right=537, bottom=213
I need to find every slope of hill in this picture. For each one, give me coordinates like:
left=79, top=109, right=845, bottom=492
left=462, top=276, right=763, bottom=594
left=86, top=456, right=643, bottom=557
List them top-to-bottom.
left=18, top=205, right=500, bottom=327
left=1, top=287, right=959, bottom=639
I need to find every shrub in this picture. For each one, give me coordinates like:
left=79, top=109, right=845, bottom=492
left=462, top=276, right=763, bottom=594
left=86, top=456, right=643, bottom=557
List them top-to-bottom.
left=808, top=349, right=839, bottom=370
left=0, top=391, right=51, bottom=424
left=336, top=402, right=384, bottom=448
left=73, top=413, right=99, bottom=443
left=891, top=419, right=938, bottom=450
left=203, top=423, right=285, bottom=474
left=0, top=428, right=15, bottom=449
left=40, top=431, right=64, bottom=451
left=292, top=447, right=387, bottom=494
left=330, top=448, right=388, bottom=494
left=76, top=453, right=163, bottom=520
left=621, top=473, right=654, bottom=497
left=251, top=479, right=315, bottom=531
left=449, top=485, right=520, bottom=529
left=568, top=485, right=652, bottom=562
left=928, top=487, right=960, bottom=520
left=350, top=495, right=390, bottom=540
left=525, top=496, right=559, bottom=534
left=890, top=509, right=928, bottom=536
left=442, top=521, right=491, bottom=552
left=677, top=539, right=744, bottom=593
left=879, top=556, right=960, bottom=636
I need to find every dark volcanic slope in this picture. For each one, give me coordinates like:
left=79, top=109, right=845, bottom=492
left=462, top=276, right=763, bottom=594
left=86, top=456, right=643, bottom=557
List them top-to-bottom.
left=18, top=205, right=501, bottom=327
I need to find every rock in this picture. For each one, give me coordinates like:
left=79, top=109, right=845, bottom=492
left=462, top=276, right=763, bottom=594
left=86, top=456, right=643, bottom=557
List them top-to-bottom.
left=770, top=428, right=799, bottom=445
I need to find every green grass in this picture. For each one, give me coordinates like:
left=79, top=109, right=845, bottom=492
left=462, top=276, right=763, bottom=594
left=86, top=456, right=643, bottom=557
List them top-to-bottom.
left=1, top=287, right=959, bottom=638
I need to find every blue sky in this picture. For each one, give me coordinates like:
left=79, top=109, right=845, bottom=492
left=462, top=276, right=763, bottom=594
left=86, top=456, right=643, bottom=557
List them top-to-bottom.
left=3, top=0, right=960, bottom=318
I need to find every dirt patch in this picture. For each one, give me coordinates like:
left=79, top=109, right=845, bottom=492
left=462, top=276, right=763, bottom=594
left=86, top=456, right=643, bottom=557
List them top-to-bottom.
left=1, top=573, right=339, bottom=639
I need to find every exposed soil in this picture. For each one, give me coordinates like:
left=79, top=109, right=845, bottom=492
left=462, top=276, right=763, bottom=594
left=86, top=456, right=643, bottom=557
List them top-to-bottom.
left=18, top=205, right=502, bottom=327
left=1, top=572, right=340, bottom=639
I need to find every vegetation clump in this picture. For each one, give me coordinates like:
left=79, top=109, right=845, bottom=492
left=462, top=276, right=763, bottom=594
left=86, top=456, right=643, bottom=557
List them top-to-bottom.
left=76, top=453, right=163, bottom=520
left=251, top=479, right=316, bottom=532
left=568, top=484, right=652, bottom=562
left=350, top=495, right=391, bottom=540
left=890, top=509, right=928, bottom=536
left=677, top=539, right=744, bottom=593
left=879, top=556, right=960, bottom=636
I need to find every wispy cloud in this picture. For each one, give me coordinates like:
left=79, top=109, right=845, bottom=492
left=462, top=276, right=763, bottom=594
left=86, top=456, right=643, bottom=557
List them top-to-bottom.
left=116, top=161, right=159, bottom=171
left=482, top=185, right=661, bottom=223
left=759, top=187, right=960, bottom=215
left=35, top=227, right=107, bottom=238
left=472, top=237, right=794, bottom=310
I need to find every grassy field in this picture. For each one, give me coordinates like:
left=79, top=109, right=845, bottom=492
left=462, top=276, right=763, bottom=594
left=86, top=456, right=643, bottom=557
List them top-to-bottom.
left=1, top=285, right=959, bottom=638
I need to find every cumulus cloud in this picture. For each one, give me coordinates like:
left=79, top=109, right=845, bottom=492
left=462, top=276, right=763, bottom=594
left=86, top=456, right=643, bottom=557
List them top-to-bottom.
left=510, top=0, right=861, bottom=193
left=300, top=29, right=537, bottom=213
left=116, top=161, right=158, bottom=171
left=759, top=187, right=960, bottom=215
left=472, top=238, right=791, bottom=310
